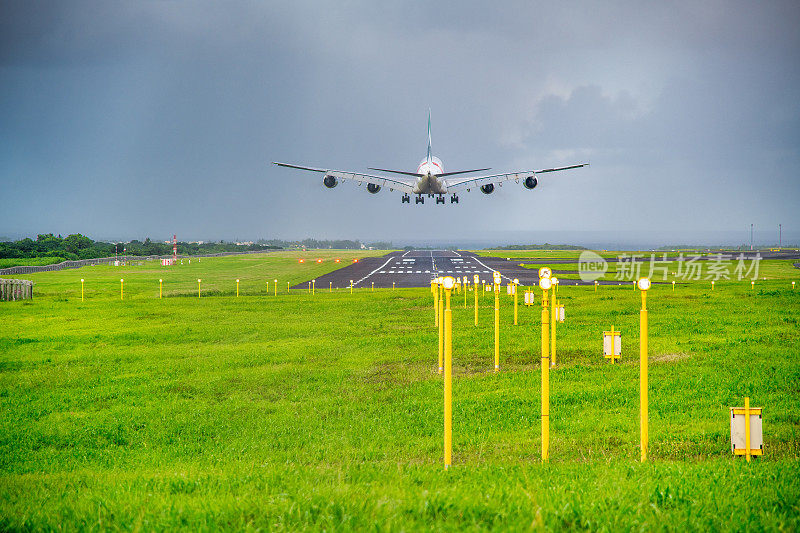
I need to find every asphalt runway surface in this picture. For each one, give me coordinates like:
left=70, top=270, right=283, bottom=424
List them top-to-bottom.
left=292, top=249, right=800, bottom=290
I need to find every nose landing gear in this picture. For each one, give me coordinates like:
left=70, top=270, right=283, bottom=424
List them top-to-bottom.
left=435, top=195, right=445, bottom=204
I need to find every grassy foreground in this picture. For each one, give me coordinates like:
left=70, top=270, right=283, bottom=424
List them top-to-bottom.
left=1, top=252, right=799, bottom=530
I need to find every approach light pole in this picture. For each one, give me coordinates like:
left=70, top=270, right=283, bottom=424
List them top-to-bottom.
left=538, top=268, right=553, bottom=462
left=638, top=276, right=652, bottom=462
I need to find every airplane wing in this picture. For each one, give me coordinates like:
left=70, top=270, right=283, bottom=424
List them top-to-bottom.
left=273, top=162, right=416, bottom=193
left=443, top=164, right=589, bottom=190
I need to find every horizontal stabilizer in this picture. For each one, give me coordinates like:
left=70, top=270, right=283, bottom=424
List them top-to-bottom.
left=367, top=168, right=425, bottom=177
left=436, top=168, right=491, bottom=177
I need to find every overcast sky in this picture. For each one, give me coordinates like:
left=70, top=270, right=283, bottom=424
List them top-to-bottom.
left=1, top=1, right=798, bottom=247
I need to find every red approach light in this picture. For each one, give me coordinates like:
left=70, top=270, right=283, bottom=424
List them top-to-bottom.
left=335, top=258, right=340, bottom=263
left=353, top=258, right=359, bottom=263
left=298, top=259, right=304, bottom=263
left=316, top=259, right=323, bottom=263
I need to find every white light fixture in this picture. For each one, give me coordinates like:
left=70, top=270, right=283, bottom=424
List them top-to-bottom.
left=538, top=267, right=552, bottom=279
left=492, top=271, right=501, bottom=284
left=473, top=274, right=479, bottom=283
left=442, top=276, right=455, bottom=290
left=539, top=277, right=552, bottom=290
left=552, top=277, right=559, bottom=285
left=638, top=277, right=651, bottom=291
left=513, top=278, right=519, bottom=285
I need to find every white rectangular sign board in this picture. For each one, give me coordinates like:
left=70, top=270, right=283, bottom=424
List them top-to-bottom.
left=730, top=409, right=763, bottom=453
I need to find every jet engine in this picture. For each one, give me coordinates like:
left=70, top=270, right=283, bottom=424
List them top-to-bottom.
left=323, top=175, right=338, bottom=188
left=523, top=176, right=538, bottom=189
left=367, top=183, right=381, bottom=194
left=480, top=184, right=495, bottom=194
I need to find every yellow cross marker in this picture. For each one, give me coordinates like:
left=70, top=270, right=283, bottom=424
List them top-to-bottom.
left=603, top=325, right=621, bottom=363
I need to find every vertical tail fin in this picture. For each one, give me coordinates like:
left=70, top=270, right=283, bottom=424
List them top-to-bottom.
left=427, top=109, right=432, bottom=162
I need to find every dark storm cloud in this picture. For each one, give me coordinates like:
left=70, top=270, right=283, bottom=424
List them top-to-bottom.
left=1, top=1, right=798, bottom=246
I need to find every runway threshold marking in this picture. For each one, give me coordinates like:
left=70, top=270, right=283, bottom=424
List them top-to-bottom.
left=469, top=254, right=514, bottom=282
left=353, top=255, right=398, bottom=286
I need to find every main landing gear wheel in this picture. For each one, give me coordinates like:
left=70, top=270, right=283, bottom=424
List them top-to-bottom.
left=401, top=194, right=410, bottom=203
left=450, top=194, right=459, bottom=204
left=415, top=195, right=424, bottom=204
left=436, top=195, right=445, bottom=204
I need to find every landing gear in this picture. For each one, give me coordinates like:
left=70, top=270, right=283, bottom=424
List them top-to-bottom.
left=401, top=193, right=410, bottom=203
left=450, top=194, right=459, bottom=204
left=415, top=195, right=424, bottom=204
left=435, top=195, right=445, bottom=204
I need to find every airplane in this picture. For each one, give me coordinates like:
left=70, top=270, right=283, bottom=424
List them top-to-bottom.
left=272, top=111, right=588, bottom=204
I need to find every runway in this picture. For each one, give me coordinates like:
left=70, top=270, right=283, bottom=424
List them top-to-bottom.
left=292, top=249, right=799, bottom=290
left=296, top=250, right=555, bottom=289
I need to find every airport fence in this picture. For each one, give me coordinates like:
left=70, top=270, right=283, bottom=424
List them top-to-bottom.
left=0, top=250, right=277, bottom=276
left=0, top=279, right=34, bottom=301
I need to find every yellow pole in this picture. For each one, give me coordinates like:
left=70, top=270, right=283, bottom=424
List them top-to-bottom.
left=81, top=279, right=84, bottom=301
left=120, top=279, right=124, bottom=300
left=159, top=279, right=162, bottom=299
left=198, top=279, right=201, bottom=298
left=236, top=279, right=239, bottom=297
left=275, top=280, right=278, bottom=296
left=312, top=280, right=315, bottom=295
left=672, top=280, right=675, bottom=292
left=266, top=281, right=269, bottom=294
left=287, top=281, right=289, bottom=293
left=330, top=281, right=333, bottom=293
left=350, top=281, right=353, bottom=295
left=371, top=281, right=374, bottom=292
left=393, top=281, right=395, bottom=290
left=464, top=281, right=467, bottom=309
left=474, top=281, right=479, bottom=326
left=595, top=281, right=598, bottom=292
left=633, top=281, right=636, bottom=291
left=308, top=282, right=310, bottom=293
left=494, top=282, right=500, bottom=372
left=434, top=283, right=439, bottom=327
left=513, top=283, right=518, bottom=325
left=443, top=285, right=453, bottom=469
left=541, top=285, right=550, bottom=462
left=551, top=288, right=557, bottom=367
left=640, top=288, right=648, bottom=462
left=438, top=289, right=444, bottom=375
left=744, top=396, right=751, bottom=462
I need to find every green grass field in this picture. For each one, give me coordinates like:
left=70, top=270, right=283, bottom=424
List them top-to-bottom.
left=2, top=251, right=799, bottom=530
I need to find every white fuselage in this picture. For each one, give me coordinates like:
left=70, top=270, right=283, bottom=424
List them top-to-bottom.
left=413, top=156, right=447, bottom=194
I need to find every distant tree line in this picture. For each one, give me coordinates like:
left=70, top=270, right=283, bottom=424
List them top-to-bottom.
left=0, top=234, right=280, bottom=261
left=0, top=234, right=395, bottom=262
left=256, top=239, right=393, bottom=250
left=492, top=243, right=587, bottom=250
